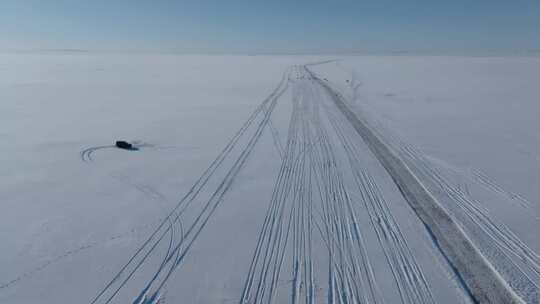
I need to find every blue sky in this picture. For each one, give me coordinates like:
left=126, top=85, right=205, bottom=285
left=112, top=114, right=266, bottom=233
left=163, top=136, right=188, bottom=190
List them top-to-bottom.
left=1, top=0, right=539, bottom=53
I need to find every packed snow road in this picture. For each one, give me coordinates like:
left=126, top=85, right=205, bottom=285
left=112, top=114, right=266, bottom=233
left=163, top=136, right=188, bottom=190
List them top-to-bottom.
left=2, top=55, right=540, bottom=304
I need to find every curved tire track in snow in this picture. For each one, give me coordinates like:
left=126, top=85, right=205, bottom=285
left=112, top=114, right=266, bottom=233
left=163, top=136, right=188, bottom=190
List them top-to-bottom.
left=81, top=145, right=114, bottom=162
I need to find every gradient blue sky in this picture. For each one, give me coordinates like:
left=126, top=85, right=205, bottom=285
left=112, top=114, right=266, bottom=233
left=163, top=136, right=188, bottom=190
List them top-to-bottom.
left=1, top=0, right=539, bottom=53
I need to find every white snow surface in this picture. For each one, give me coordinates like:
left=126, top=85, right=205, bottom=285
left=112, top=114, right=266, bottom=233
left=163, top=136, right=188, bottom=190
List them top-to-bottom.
left=1, top=53, right=539, bottom=303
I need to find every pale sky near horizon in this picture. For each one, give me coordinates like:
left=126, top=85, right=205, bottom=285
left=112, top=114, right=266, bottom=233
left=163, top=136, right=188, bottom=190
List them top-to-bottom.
left=1, top=0, right=539, bottom=54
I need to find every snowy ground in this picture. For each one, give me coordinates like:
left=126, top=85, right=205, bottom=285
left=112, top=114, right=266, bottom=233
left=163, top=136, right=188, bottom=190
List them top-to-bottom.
left=1, top=53, right=539, bottom=303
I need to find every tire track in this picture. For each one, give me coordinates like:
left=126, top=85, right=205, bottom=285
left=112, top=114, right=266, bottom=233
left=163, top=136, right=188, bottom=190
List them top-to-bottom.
left=308, top=65, right=526, bottom=303
left=90, top=68, right=291, bottom=304
left=118, top=75, right=288, bottom=304
left=140, top=75, right=287, bottom=301
left=240, top=79, right=304, bottom=304
left=306, top=81, right=383, bottom=304
left=322, top=98, right=436, bottom=304
left=80, top=142, right=154, bottom=163
left=396, top=144, right=540, bottom=302
left=81, top=145, right=114, bottom=162
left=437, top=160, right=539, bottom=220
left=470, top=169, right=534, bottom=210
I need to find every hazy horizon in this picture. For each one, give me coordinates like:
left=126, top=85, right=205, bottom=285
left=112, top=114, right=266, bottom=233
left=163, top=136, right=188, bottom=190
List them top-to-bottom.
left=2, top=0, right=539, bottom=54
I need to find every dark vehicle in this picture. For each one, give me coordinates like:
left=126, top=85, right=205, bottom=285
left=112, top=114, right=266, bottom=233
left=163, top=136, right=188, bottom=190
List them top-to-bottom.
left=115, top=141, right=133, bottom=150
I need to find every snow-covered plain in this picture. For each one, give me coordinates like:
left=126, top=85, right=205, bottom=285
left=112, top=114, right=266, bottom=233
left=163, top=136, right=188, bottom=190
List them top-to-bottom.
left=1, top=53, right=539, bottom=303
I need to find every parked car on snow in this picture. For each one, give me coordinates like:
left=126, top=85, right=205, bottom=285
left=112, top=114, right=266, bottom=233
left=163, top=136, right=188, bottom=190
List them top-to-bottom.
left=115, top=140, right=133, bottom=150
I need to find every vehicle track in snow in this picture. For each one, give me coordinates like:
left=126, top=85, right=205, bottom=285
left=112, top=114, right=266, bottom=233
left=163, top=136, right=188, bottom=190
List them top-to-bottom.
left=81, top=62, right=539, bottom=304
left=239, top=65, right=473, bottom=304
left=307, top=65, right=529, bottom=303
left=239, top=66, right=446, bottom=304
left=89, top=67, right=291, bottom=304
left=240, top=77, right=319, bottom=304
left=306, top=80, right=384, bottom=304
left=322, top=96, right=436, bottom=304
left=362, top=123, right=540, bottom=300
left=80, top=141, right=154, bottom=163
left=81, top=141, right=181, bottom=302
left=395, top=143, right=540, bottom=302
left=81, top=145, right=115, bottom=162
left=424, top=157, right=539, bottom=221
left=469, top=168, right=535, bottom=210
